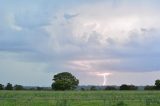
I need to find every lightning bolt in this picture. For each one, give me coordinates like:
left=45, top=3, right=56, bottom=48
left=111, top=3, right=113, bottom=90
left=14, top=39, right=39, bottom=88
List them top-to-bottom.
left=96, top=72, right=111, bottom=86
left=103, top=74, right=107, bottom=86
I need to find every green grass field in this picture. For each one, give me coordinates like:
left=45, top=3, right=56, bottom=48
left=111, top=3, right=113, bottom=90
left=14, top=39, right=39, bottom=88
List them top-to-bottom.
left=0, top=91, right=160, bottom=106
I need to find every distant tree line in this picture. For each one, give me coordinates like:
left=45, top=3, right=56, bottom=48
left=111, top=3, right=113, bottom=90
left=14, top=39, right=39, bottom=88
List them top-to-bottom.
left=1, top=71, right=160, bottom=91
left=51, top=72, right=160, bottom=91
left=83, top=79, right=160, bottom=91
left=144, top=79, right=160, bottom=90
left=0, top=83, right=24, bottom=90
left=0, top=83, right=49, bottom=91
left=119, top=84, right=138, bottom=90
left=80, top=85, right=137, bottom=91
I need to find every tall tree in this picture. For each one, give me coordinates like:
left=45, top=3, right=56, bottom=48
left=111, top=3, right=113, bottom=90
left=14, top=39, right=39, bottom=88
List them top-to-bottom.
left=52, top=72, right=79, bottom=90
left=155, top=79, right=160, bottom=90
left=5, top=83, right=13, bottom=90
left=0, top=84, right=4, bottom=90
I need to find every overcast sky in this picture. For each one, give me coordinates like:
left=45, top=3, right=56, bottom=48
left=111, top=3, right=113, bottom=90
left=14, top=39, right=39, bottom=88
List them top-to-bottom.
left=1, top=0, right=160, bottom=86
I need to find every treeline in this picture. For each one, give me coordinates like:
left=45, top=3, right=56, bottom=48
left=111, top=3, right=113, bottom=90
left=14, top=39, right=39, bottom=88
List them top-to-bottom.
left=1, top=79, right=160, bottom=91
left=84, top=79, right=160, bottom=91
left=144, top=79, right=160, bottom=90
left=144, top=80, right=160, bottom=90
left=0, top=83, right=24, bottom=90
left=0, top=83, right=47, bottom=91
left=80, top=84, right=137, bottom=91
left=81, top=85, right=138, bottom=91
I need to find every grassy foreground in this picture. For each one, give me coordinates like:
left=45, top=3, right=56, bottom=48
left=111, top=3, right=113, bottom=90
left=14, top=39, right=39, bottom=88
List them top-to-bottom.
left=0, top=90, right=160, bottom=106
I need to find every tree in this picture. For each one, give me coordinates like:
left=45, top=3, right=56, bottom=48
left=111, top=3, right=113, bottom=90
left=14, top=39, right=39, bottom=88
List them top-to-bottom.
left=52, top=72, right=79, bottom=90
left=155, top=79, right=160, bottom=90
left=5, top=83, right=13, bottom=90
left=0, top=84, right=4, bottom=90
left=120, top=84, right=137, bottom=90
left=120, top=84, right=130, bottom=90
left=14, top=85, right=24, bottom=90
left=144, top=85, right=155, bottom=90
left=90, top=86, right=97, bottom=91
left=105, top=86, right=117, bottom=90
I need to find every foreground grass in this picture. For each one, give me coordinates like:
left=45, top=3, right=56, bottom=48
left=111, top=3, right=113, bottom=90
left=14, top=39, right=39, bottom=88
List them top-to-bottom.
left=0, top=90, right=160, bottom=106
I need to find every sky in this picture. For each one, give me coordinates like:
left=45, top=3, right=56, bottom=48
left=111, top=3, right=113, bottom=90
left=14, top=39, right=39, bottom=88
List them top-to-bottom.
left=1, top=0, right=160, bottom=86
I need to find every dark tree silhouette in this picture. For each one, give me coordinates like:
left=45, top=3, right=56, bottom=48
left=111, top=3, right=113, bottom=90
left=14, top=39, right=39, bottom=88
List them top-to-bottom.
left=155, top=79, right=160, bottom=90
left=5, top=83, right=13, bottom=90
left=0, top=84, right=4, bottom=90
left=120, top=84, right=137, bottom=90
left=120, top=84, right=130, bottom=90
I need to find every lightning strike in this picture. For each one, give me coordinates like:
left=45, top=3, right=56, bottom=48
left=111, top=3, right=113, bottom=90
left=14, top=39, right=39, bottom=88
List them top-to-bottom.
left=96, top=72, right=111, bottom=86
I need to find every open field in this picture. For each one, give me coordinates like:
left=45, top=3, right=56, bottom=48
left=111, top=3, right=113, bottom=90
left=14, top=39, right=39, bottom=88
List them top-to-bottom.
left=0, top=91, right=160, bottom=106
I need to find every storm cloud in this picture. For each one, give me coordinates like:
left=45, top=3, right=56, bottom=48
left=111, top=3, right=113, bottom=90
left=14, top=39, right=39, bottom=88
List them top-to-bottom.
left=0, top=0, right=160, bottom=86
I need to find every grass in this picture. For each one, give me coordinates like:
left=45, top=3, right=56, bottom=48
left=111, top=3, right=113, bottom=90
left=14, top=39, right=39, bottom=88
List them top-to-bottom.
left=0, top=90, right=160, bottom=106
